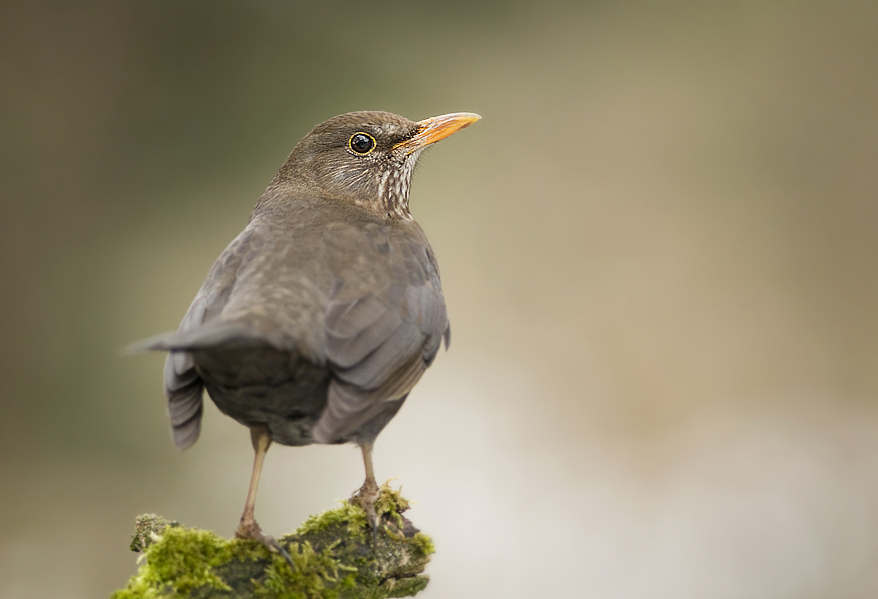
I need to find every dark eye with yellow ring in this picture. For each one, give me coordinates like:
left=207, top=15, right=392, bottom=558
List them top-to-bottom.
left=349, top=133, right=375, bottom=154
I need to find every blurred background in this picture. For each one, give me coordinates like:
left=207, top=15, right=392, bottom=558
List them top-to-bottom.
left=2, top=1, right=878, bottom=597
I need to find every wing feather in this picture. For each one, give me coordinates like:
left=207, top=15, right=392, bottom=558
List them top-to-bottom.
left=314, top=223, right=449, bottom=443
left=156, top=226, right=258, bottom=448
left=326, top=301, right=403, bottom=368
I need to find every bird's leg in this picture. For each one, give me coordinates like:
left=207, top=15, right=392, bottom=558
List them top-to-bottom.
left=235, top=424, right=293, bottom=568
left=351, top=441, right=381, bottom=545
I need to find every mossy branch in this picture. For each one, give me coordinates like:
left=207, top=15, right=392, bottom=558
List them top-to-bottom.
left=113, top=485, right=434, bottom=599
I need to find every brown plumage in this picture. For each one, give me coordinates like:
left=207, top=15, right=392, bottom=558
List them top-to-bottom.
left=137, top=110, right=480, bottom=563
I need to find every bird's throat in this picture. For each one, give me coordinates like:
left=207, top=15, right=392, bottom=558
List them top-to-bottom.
left=377, top=150, right=420, bottom=220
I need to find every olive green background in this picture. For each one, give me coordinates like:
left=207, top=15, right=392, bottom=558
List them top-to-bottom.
left=3, top=1, right=878, bottom=597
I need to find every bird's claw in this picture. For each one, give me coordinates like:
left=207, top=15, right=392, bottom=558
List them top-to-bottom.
left=351, top=484, right=381, bottom=548
left=236, top=520, right=294, bottom=569
left=267, top=536, right=295, bottom=569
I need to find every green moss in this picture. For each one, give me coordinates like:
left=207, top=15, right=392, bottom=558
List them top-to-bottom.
left=297, top=483, right=411, bottom=539
left=113, top=485, right=433, bottom=599
left=373, top=485, right=411, bottom=529
left=298, top=501, right=368, bottom=539
left=112, top=528, right=238, bottom=599
left=409, top=533, right=435, bottom=558
left=251, top=541, right=357, bottom=599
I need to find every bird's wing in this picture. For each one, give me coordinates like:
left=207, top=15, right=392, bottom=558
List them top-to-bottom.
left=314, top=222, right=449, bottom=443
left=142, top=226, right=260, bottom=449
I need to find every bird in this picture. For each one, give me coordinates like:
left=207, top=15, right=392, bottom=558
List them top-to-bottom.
left=136, top=110, right=480, bottom=564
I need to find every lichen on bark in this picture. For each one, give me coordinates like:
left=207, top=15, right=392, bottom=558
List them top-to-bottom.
left=112, top=485, right=433, bottom=599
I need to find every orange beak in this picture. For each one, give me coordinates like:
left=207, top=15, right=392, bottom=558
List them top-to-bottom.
left=394, top=112, right=481, bottom=154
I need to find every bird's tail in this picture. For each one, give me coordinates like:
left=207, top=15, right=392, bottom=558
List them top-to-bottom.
left=127, top=322, right=282, bottom=353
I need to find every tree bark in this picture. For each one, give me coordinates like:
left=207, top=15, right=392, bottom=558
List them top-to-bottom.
left=112, top=485, right=434, bottom=599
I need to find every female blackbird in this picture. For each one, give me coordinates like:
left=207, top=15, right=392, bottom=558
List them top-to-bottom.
left=138, top=111, right=480, bottom=563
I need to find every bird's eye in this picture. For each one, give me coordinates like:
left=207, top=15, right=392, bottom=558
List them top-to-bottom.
left=349, top=133, right=376, bottom=154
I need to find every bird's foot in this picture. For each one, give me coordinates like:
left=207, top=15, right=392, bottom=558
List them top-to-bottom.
left=351, top=480, right=381, bottom=547
left=235, top=518, right=294, bottom=569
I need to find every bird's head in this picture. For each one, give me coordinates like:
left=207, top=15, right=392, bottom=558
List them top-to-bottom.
left=271, top=111, right=480, bottom=218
